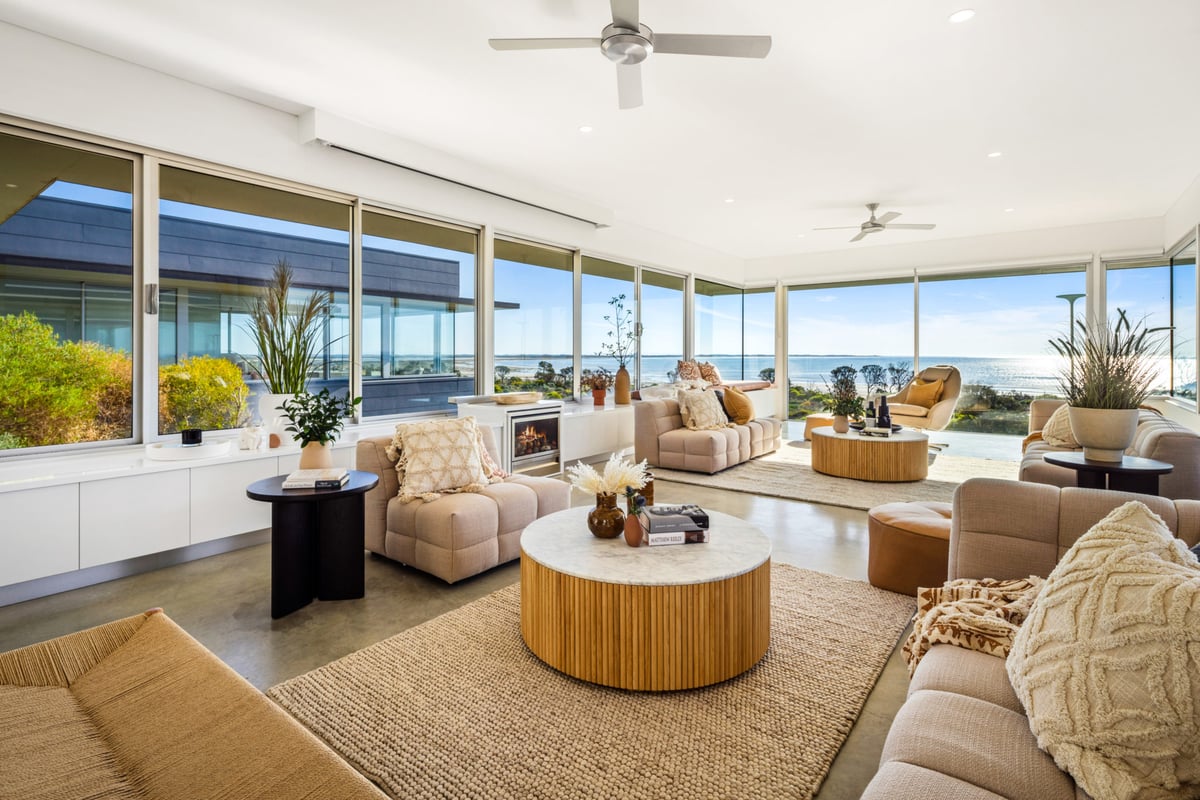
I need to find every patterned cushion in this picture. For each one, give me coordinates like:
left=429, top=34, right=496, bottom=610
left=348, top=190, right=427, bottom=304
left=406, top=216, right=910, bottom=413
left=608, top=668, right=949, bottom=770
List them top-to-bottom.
left=675, top=359, right=703, bottom=381
left=698, top=361, right=723, bottom=384
left=906, top=378, right=943, bottom=409
left=721, top=385, right=754, bottom=425
left=678, top=389, right=731, bottom=431
left=1041, top=403, right=1078, bottom=448
left=388, top=416, right=490, bottom=503
left=475, top=427, right=508, bottom=479
left=1007, top=501, right=1200, bottom=800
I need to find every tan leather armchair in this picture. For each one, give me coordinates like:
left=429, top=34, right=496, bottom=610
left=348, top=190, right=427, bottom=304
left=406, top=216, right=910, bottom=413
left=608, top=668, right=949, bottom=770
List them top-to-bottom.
left=885, top=364, right=962, bottom=431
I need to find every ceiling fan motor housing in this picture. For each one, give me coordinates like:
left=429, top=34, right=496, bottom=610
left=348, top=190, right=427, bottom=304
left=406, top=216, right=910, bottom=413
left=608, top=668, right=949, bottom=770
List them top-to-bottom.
left=602, top=23, right=653, bottom=64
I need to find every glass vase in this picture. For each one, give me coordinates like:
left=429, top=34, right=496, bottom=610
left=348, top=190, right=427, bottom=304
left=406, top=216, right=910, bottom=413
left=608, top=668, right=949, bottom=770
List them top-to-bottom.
left=587, top=493, right=624, bottom=539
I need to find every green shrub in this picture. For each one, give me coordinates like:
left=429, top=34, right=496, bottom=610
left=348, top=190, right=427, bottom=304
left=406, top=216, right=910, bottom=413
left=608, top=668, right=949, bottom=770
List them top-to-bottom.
left=0, top=312, right=133, bottom=447
left=158, top=356, right=249, bottom=433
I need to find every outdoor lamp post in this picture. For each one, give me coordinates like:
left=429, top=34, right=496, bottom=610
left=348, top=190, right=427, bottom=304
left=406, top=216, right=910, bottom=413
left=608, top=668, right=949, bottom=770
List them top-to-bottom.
left=1056, top=293, right=1086, bottom=351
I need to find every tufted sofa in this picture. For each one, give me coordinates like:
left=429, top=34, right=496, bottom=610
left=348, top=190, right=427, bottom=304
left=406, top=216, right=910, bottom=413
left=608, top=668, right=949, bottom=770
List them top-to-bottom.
left=633, top=398, right=781, bottom=474
left=1020, top=398, right=1200, bottom=500
left=356, top=425, right=569, bottom=583
left=862, top=478, right=1200, bottom=799
left=0, top=609, right=386, bottom=799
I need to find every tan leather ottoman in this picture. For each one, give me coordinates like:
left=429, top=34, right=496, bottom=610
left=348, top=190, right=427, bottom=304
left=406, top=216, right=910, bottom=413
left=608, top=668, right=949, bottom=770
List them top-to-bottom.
left=804, top=413, right=835, bottom=441
left=867, top=501, right=952, bottom=595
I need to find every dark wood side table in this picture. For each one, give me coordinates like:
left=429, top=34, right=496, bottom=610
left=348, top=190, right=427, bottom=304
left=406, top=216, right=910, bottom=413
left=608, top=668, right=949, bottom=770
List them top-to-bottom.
left=1043, top=452, right=1173, bottom=496
left=246, top=470, right=379, bottom=619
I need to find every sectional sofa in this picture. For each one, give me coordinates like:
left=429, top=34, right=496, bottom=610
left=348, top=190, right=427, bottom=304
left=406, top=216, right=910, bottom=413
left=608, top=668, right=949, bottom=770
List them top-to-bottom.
left=633, top=397, right=782, bottom=474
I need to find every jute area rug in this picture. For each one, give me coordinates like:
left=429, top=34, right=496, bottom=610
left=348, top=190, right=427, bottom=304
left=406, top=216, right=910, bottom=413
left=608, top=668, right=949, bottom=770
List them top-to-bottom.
left=650, top=439, right=1019, bottom=510
left=269, top=563, right=914, bottom=800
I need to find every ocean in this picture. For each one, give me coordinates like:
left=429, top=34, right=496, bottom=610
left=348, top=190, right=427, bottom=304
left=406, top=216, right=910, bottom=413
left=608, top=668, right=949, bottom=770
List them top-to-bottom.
left=492, top=354, right=1178, bottom=395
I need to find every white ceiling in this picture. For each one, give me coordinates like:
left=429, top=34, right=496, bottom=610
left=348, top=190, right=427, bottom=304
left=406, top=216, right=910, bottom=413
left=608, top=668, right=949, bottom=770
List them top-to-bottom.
left=2, top=0, right=1199, bottom=261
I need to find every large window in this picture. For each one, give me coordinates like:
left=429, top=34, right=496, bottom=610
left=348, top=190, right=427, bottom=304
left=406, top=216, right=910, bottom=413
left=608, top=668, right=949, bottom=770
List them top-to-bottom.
left=0, top=130, right=135, bottom=451
left=157, top=166, right=351, bottom=434
left=361, top=210, right=476, bottom=415
left=493, top=238, right=574, bottom=398
left=1171, top=242, right=1197, bottom=400
left=582, top=255, right=636, bottom=391
left=1106, top=259, right=1173, bottom=397
left=919, top=267, right=1087, bottom=433
left=639, top=269, right=685, bottom=387
left=694, top=279, right=744, bottom=380
left=786, top=280, right=914, bottom=419
left=744, top=286, right=776, bottom=383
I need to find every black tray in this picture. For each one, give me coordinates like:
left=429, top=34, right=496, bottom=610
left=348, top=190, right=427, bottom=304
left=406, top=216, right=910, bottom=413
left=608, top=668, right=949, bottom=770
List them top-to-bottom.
left=849, top=421, right=902, bottom=432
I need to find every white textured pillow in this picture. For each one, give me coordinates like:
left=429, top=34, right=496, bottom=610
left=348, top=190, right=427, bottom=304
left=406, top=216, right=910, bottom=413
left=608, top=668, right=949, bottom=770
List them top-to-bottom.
left=678, top=389, right=731, bottom=431
left=1041, top=403, right=1078, bottom=448
left=387, top=416, right=489, bottom=503
left=1007, top=501, right=1200, bottom=800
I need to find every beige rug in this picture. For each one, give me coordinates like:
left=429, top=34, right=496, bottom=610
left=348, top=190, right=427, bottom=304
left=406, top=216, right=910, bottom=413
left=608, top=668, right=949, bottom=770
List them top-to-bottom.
left=650, top=439, right=1019, bottom=510
left=269, top=564, right=914, bottom=800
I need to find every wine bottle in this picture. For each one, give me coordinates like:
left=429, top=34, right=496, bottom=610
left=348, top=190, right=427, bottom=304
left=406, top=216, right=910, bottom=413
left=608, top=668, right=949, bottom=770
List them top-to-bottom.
left=878, top=396, right=891, bottom=429
left=866, top=400, right=876, bottom=428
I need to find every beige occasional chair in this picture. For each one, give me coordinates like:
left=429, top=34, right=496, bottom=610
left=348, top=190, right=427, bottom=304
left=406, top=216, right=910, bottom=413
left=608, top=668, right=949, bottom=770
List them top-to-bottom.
left=885, top=364, right=962, bottom=431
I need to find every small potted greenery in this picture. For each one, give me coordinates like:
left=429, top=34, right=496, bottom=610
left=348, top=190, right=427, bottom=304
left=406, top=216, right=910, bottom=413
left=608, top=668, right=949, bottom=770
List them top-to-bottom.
left=1050, top=309, right=1166, bottom=461
left=824, top=365, right=864, bottom=433
left=586, top=368, right=613, bottom=406
left=279, top=388, right=362, bottom=468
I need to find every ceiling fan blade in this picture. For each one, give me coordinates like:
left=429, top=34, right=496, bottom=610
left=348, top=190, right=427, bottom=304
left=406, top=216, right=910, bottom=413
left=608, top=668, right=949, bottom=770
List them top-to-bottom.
left=610, top=0, right=639, bottom=29
left=653, top=34, right=772, bottom=58
left=489, top=37, right=601, bottom=51
left=616, top=63, right=643, bottom=109
left=876, top=211, right=901, bottom=225
left=886, top=223, right=937, bottom=230
left=813, top=225, right=861, bottom=231
left=849, top=230, right=871, bottom=243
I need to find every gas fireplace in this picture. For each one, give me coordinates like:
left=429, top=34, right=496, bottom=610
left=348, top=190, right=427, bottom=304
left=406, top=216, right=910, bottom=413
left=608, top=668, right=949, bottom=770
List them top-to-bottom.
left=453, top=396, right=564, bottom=474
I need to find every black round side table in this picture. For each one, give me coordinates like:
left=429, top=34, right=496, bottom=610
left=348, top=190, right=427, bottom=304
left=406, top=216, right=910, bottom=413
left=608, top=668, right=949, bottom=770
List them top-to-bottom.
left=1043, top=452, right=1172, bottom=496
left=247, top=470, right=379, bottom=619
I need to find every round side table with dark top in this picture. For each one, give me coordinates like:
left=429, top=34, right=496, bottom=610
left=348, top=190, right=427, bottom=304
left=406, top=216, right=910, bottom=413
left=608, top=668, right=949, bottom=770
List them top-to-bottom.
left=1043, top=452, right=1173, bottom=496
left=246, top=470, right=379, bottom=619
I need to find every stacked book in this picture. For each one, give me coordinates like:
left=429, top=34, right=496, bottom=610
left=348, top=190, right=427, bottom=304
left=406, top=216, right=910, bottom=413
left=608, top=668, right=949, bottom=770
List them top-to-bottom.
left=282, top=467, right=349, bottom=489
left=636, top=504, right=710, bottom=546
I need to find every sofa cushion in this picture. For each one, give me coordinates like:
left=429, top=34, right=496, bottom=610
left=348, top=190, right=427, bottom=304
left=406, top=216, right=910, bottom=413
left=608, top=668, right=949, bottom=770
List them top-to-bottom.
left=675, top=359, right=702, bottom=381
left=697, top=360, right=723, bottom=384
left=907, top=378, right=943, bottom=408
left=721, top=385, right=754, bottom=425
left=677, top=389, right=731, bottom=431
left=890, top=402, right=929, bottom=418
left=1041, top=403, right=1078, bottom=448
left=391, top=416, right=490, bottom=503
left=1007, top=500, right=1200, bottom=800
left=908, top=644, right=1023, bottom=714
left=879, top=689, right=1077, bottom=800
left=862, top=761, right=1008, bottom=800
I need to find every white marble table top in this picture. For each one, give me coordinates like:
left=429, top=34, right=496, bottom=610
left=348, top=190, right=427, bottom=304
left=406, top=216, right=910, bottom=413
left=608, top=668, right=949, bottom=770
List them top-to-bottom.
left=812, top=427, right=929, bottom=444
left=520, top=505, right=771, bottom=587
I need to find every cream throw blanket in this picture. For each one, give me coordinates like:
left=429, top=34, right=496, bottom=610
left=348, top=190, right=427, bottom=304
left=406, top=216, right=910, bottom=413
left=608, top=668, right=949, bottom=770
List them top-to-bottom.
left=902, top=577, right=1044, bottom=676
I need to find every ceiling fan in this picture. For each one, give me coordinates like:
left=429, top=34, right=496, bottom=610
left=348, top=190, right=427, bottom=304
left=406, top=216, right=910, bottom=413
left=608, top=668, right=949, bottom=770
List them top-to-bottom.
left=488, top=0, right=772, bottom=109
left=814, top=203, right=937, bottom=243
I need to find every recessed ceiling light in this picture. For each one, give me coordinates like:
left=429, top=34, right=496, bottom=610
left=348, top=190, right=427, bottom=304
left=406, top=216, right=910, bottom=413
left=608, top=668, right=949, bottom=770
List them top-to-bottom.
left=948, top=9, right=975, bottom=23
left=578, top=125, right=593, bottom=134
left=987, top=151, right=1003, bottom=158
left=724, top=197, right=735, bottom=204
left=1005, top=208, right=1015, bottom=212
left=797, top=233, right=806, bottom=238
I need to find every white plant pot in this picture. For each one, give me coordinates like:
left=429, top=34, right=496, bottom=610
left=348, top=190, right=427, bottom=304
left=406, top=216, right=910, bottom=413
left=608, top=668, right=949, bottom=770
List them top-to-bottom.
left=258, top=393, right=295, bottom=447
left=1067, top=406, right=1139, bottom=462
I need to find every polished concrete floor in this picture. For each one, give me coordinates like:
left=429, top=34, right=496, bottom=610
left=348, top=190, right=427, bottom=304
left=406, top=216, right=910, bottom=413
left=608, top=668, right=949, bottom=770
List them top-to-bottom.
left=0, top=475, right=909, bottom=800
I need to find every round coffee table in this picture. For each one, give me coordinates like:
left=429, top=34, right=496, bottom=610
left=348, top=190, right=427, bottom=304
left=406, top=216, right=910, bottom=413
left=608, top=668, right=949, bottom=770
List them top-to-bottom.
left=811, top=427, right=930, bottom=481
left=519, top=506, right=772, bottom=691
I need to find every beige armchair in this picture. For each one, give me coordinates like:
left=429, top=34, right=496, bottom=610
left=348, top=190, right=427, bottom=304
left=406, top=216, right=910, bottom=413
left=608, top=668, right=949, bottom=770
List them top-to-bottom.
left=885, top=364, right=962, bottom=431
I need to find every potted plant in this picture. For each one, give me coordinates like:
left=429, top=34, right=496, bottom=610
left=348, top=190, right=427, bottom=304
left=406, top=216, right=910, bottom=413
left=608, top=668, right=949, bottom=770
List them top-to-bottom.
left=245, top=259, right=333, bottom=441
left=598, top=294, right=636, bottom=405
left=1050, top=309, right=1166, bottom=461
left=824, top=365, right=864, bottom=434
left=586, top=368, right=613, bottom=406
left=279, top=388, right=363, bottom=469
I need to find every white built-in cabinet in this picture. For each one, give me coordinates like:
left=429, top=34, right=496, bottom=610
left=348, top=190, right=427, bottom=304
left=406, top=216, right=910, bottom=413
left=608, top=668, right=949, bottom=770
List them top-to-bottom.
left=0, top=484, right=79, bottom=586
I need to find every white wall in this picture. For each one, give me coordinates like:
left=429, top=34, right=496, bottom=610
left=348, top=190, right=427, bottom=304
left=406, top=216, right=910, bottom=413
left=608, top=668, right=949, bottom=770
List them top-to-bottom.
left=0, top=22, right=742, bottom=282
left=1165, top=172, right=1200, bottom=250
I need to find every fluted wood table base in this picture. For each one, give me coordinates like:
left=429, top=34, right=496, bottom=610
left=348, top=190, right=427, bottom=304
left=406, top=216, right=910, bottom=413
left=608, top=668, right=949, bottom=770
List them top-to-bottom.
left=811, top=427, right=929, bottom=482
left=521, top=555, right=771, bottom=691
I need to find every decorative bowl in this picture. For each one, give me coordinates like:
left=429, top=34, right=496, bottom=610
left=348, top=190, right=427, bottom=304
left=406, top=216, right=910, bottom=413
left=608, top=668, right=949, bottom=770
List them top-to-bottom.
left=495, top=391, right=543, bottom=405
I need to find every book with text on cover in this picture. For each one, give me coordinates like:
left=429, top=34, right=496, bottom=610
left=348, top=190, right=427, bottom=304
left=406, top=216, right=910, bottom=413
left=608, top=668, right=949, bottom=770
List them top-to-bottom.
left=282, top=467, right=349, bottom=489
left=642, top=504, right=710, bottom=533
left=640, top=525, right=711, bottom=546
